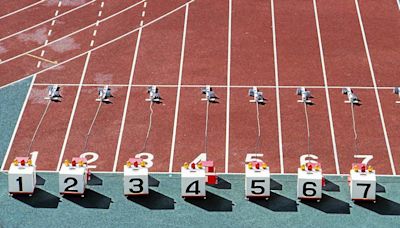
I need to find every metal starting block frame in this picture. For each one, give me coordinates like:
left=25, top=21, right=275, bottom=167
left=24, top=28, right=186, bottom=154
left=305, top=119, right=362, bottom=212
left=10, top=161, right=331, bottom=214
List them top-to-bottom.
left=44, top=85, right=61, bottom=101
left=96, top=85, right=112, bottom=102
left=146, top=85, right=161, bottom=102
left=201, top=85, right=217, bottom=102
left=249, top=86, right=265, bottom=104
left=296, top=87, right=313, bottom=104
left=342, top=87, right=360, bottom=104
left=394, top=87, right=400, bottom=104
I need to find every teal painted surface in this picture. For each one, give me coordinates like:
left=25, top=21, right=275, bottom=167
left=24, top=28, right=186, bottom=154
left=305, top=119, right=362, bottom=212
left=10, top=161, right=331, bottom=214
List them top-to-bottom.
left=0, top=77, right=33, bottom=168
left=0, top=173, right=399, bottom=227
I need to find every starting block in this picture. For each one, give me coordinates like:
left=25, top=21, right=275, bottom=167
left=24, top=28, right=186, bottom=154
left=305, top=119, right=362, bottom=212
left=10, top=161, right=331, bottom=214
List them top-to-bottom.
left=44, top=85, right=61, bottom=101
left=96, top=85, right=112, bottom=102
left=146, top=85, right=161, bottom=102
left=201, top=85, right=217, bottom=102
left=249, top=86, right=265, bottom=104
left=296, top=87, right=313, bottom=104
left=342, top=87, right=359, bottom=104
left=393, top=87, right=400, bottom=103
left=8, top=157, right=36, bottom=196
left=59, top=157, right=90, bottom=197
left=123, top=158, right=149, bottom=196
left=245, top=161, right=270, bottom=199
left=181, top=162, right=206, bottom=199
left=297, top=162, right=324, bottom=201
left=349, top=163, right=376, bottom=202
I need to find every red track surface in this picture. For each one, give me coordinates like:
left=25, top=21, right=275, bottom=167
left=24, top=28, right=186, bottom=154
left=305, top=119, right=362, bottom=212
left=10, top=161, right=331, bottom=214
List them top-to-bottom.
left=1, top=0, right=399, bottom=175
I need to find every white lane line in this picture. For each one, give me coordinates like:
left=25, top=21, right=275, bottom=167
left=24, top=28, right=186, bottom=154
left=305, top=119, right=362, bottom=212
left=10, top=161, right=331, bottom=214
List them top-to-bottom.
left=0, top=0, right=45, bottom=20
left=0, top=0, right=96, bottom=42
left=0, top=0, right=194, bottom=84
left=0, top=0, right=143, bottom=51
left=225, top=0, right=232, bottom=174
left=271, top=0, right=284, bottom=174
left=313, top=0, right=340, bottom=174
left=355, top=0, right=396, bottom=175
left=397, top=0, right=400, bottom=10
left=58, top=1, right=62, bottom=8
left=101, top=1, right=105, bottom=8
left=144, top=2, right=147, bottom=8
left=169, top=4, right=189, bottom=174
left=54, top=10, right=59, bottom=17
left=98, top=10, right=102, bottom=17
left=142, top=11, right=146, bottom=17
left=113, top=19, right=145, bottom=172
left=51, top=20, right=56, bottom=26
left=47, top=29, right=52, bottom=36
left=93, top=30, right=97, bottom=36
left=44, top=40, right=48, bottom=45
left=90, top=40, right=95, bottom=47
left=40, top=50, right=45, bottom=57
left=56, top=52, right=92, bottom=170
left=36, top=61, right=42, bottom=68
left=0, top=74, right=36, bottom=171
left=30, top=84, right=398, bottom=90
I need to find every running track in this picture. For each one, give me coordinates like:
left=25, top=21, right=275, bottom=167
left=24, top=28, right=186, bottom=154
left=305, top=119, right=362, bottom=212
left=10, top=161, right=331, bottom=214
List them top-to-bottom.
left=1, top=0, right=399, bottom=176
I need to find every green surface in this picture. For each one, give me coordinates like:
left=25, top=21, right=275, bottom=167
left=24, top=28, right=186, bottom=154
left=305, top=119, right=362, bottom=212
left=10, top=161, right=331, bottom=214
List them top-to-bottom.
left=0, top=77, right=33, bottom=168
left=0, top=173, right=400, bottom=227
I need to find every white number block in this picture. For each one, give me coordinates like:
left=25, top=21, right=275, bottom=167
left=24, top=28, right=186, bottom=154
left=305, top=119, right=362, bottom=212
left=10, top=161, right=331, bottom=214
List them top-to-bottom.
left=8, top=157, right=36, bottom=195
left=59, top=158, right=89, bottom=196
left=124, top=158, right=149, bottom=196
left=245, top=162, right=270, bottom=198
left=181, top=163, right=206, bottom=198
left=297, top=163, right=323, bottom=201
left=349, top=163, right=376, bottom=202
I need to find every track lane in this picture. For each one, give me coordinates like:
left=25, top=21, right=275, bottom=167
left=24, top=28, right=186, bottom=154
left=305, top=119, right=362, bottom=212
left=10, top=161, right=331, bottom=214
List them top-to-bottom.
left=230, top=0, right=275, bottom=86
left=275, top=0, right=323, bottom=86
left=4, top=85, right=78, bottom=171
left=228, top=88, right=280, bottom=173
left=280, top=88, right=336, bottom=174
left=329, top=89, right=393, bottom=174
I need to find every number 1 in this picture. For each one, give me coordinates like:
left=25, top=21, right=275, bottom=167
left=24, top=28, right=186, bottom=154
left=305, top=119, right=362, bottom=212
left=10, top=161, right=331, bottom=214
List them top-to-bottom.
left=16, top=177, right=23, bottom=192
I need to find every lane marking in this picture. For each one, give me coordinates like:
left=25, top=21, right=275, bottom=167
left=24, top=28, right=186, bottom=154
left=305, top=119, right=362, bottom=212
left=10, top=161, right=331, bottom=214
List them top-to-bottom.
left=0, top=0, right=45, bottom=20
left=0, top=0, right=96, bottom=42
left=0, top=0, right=145, bottom=61
left=1, top=0, right=196, bottom=84
left=225, top=0, right=232, bottom=174
left=271, top=0, right=284, bottom=174
left=313, top=0, right=340, bottom=174
left=355, top=0, right=396, bottom=175
left=397, top=0, right=400, bottom=10
left=58, top=1, right=62, bottom=8
left=101, top=1, right=105, bottom=8
left=144, top=2, right=147, bottom=8
left=169, top=4, right=189, bottom=174
left=54, top=10, right=59, bottom=17
left=98, top=10, right=102, bottom=17
left=113, top=10, right=145, bottom=172
left=142, top=11, right=146, bottom=17
left=51, top=20, right=56, bottom=26
left=47, top=29, right=52, bottom=36
left=93, top=30, right=97, bottom=36
left=44, top=40, right=48, bottom=45
left=90, top=40, right=95, bottom=47
left=40, top=50, right=45, bottom=57
left=57, top=52, right=92, bottom=170
left=26, top=53, right=58, bottom=64
left=36, top=61, right=42, bottom=68
left=0, top=74, right=36, bottom=171
left=30, top=84, right=398, bottom=90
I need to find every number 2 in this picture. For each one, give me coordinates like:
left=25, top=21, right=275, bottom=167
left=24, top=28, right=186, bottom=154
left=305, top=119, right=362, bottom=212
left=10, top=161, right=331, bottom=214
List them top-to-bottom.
left=64, top=177, right=78, bottom=192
